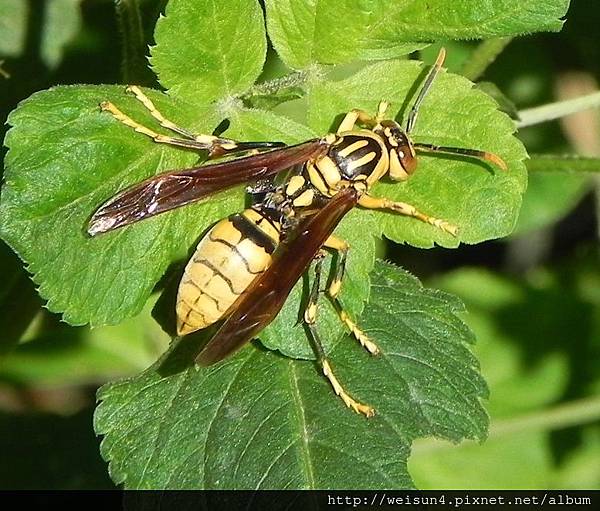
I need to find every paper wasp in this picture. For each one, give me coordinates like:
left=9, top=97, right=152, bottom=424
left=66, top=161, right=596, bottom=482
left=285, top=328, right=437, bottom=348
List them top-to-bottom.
left=88, top=49, right=506, bottom=417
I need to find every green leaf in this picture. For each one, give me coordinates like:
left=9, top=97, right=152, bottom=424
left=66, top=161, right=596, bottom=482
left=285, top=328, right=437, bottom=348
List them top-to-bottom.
left=150, top=0, right=267, bottom=105
left=265, top=0, right=570, bottom=69
left=265, top=0, right=423, bottom=69
left=1, top=1, right=527, bottom=359
left=307, top=60, right=528, bottom=248
left=0, top=85, right=231, bottom=327
left=95, top=261, right=487, bottom=489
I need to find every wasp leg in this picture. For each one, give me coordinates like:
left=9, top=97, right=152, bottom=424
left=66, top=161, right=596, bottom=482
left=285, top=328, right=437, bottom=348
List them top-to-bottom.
left=126, top=85, right=200, bottom=140
left=126, top=85, right=287, bottom=157
left=101, top=89, right=284, bottom=158
left=100, top=100, right=231, bottom=154
left=336, top=101, right=390, bottom=133
left=358, top=194, right=459, bottom=236
left=323, top=235, right=379, bottom=355
left=305, top=257, right=375, bottom=418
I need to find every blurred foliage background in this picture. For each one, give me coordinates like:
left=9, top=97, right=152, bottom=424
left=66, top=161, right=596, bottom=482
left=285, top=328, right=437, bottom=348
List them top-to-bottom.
left=0, top=0, right=598, bottom=489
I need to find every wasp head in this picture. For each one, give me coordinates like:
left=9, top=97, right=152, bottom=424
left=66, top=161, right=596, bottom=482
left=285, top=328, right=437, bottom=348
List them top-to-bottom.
left=376, top=120, right=417, bottom=181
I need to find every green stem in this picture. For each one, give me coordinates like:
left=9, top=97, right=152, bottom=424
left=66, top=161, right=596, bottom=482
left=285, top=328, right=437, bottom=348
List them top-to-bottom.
left=114, top=0, right=152, bottom=85
left=460, top=37, right=512, bottom=82
left=240, top=70, right=311, bottom=99
left=518, top=91, right=600, bottom=128
left=527, top=155, right=600, bottom=173
left=490, top=395, right=600, bottom=437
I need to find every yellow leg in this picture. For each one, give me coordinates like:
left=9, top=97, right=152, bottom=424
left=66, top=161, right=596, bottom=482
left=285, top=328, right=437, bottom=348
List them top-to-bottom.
left=126, top=85, right=199, bottom=140
left=101, top=87, right=284, bottom=157
left=100, top=100, right=226, bottom=152
left=375, top=100, right=390, bottom=123
left=336, top=101, right=390, bottom=133
left=337, top=110, right=363, bottom=133
left=358, top=194, right=458, bottom=236
left=323, top=235, right=380, bottom=355
left=323, top=235, right=349, bottom=299
left=305, top=259, right=375, bottom=418
left=335, top=306, right=379, bottom=355
left=322, top=359, right=375, bottom=418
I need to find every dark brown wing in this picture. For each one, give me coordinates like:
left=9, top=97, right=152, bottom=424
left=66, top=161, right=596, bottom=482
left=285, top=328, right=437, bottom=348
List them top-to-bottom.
left=87, top=139, right=327, bottom=236
left=196, top=187, right=360, bottom=366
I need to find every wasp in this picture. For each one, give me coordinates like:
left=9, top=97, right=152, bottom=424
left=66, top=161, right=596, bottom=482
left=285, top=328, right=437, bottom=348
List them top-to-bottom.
left=88, top=49, right=506, bottom=417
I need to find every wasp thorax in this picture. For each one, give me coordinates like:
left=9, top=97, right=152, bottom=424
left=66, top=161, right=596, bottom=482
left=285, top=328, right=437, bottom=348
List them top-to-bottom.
left=379, top=122, right=417, bottom=181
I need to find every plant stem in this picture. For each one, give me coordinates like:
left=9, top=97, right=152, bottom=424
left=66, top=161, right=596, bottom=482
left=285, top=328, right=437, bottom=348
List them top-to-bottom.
left=114, top=0, right=153, bottom=85
left=461, top=37, right=512, bottom=82
left=240, top=70, right=311, bottom=99
left=518, top=91, right=600, bottom=128
left=527, top=155, right=600, bottom=173
left=490, top=396, right=600, bottom=437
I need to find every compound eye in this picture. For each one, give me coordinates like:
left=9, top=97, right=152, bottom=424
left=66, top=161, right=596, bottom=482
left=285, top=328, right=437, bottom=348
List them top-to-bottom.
left=389, top=145, right=417, bottom=181
left=399, top=145, right=417, bottom=174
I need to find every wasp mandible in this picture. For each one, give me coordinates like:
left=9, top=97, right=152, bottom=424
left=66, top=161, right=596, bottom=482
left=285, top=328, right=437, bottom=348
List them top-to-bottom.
left=88, top=49, right=506, bottom=417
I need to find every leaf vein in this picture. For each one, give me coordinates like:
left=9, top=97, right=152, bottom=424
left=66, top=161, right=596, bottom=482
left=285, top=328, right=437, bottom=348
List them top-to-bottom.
left=286, top=359, right=316, bottom=489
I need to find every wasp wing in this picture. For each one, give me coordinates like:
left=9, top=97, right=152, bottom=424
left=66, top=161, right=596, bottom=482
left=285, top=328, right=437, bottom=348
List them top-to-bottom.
left=87, top=139, right=327, bottom=236
left=196, top=188, right=359, bottom=366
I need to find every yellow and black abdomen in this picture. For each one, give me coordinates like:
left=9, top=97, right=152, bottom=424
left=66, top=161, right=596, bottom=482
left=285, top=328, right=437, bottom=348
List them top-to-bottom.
left=176, top=208, right=281, bottom=336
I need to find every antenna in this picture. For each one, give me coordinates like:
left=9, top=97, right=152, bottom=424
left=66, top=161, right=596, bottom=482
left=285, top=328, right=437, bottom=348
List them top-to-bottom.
left=406, top=48, right=446, bottom=134
left=406, top=48, right=508, bottom=171
left=413, top=143, right=508, bottom=170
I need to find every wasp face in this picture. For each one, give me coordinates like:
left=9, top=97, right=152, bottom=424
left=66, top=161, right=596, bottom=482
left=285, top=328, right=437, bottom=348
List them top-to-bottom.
left=378, top=120, right=417, bottom=181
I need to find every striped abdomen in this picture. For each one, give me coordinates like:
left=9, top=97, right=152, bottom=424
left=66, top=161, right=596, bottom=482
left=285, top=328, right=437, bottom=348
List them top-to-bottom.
left=176, top=208, right=281, bottom=336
